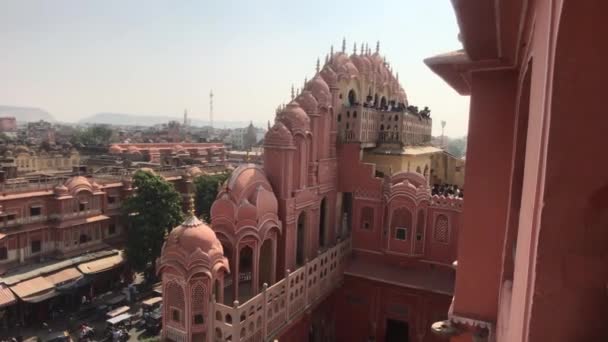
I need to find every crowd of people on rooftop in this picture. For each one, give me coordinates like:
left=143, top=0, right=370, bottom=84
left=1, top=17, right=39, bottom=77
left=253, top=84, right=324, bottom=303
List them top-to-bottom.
left=432, top=183, right=464, bottom=198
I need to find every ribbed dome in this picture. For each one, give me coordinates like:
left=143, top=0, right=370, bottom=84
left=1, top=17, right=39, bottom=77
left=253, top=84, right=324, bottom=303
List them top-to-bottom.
left=320, top=65, right=338, bottom=87
left=306, top=74, right=331, bottom=106
left=296, top=90, right=318, bottom=114
left=278, top=101, right=310, bottom=132
left=264, top=121, right=294, bottom=146
left=64, top=176, right=92, bottom=193
left=167, top=214, right=224, bottom=256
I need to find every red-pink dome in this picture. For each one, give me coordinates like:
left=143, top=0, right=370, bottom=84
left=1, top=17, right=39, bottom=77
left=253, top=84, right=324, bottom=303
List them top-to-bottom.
left=330, top=52, right=350, bottom=70
left=351, top=54, right=371, bottom=75
left=320, top=65, right=338, bottom=87
left=306, top=75, right=331, bottom=106
left=296, top=91, right=318, bottom=114
left=279, top=101, right=310, bottom=132
left=264, top=121, right=294, bottom=146
left=64, top=176, right=93, bottom=194
left=158, top=212, right=230, bottom=278
left=167, top=215, right=223, bottom=255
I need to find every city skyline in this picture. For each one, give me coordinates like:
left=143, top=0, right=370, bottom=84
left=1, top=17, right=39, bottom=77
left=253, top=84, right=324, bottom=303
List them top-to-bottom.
left=0, top=0, right=469, bottom=136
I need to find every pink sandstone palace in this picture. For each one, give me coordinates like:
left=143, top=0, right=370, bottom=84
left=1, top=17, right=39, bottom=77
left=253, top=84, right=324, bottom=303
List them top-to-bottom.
left=157, top=0, right=608, bottom=340
left=158, top=40, right=461, bottom=342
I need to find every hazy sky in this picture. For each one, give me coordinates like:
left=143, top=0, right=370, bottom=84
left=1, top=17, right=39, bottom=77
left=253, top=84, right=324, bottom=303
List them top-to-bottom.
left=0, top=0, right=469, bottom=136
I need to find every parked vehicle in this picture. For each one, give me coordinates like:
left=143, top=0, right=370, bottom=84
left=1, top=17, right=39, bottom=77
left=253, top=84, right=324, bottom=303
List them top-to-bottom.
left=145, top=311, right=162, bottom=335
left=105, top=313, right=133, bottom=332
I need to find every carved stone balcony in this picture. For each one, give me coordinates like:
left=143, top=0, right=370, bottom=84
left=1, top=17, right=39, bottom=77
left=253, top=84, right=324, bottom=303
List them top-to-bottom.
left=209, top=237, right=352, bottom=342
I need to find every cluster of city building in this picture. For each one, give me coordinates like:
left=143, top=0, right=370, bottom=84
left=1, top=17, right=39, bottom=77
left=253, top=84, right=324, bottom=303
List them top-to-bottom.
left=0, top=40, right=467, bottom=341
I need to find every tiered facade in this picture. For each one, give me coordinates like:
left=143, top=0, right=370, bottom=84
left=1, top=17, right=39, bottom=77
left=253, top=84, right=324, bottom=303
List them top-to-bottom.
left=159, top=41, right=461, bottom=342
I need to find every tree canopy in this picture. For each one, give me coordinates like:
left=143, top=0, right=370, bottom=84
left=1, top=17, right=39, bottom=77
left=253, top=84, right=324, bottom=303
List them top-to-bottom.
left=71, top=125, right=113, bottom=146
left=123, top=170, right=184, bottom=273
left=194, top=171, right=232, bottom=222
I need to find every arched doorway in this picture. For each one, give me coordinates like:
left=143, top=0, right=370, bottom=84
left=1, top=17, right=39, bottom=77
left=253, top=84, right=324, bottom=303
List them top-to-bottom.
left=348, top=89, right=357, bottom=106
left=380, top=96, right=387, bottom=109
left=319, top=198, right=327, bottom=249
left=296, top=212, right=306, bottom=266
left=259, top=239, right=274, bottom=287
left=238, top=246, right=253, bottom=300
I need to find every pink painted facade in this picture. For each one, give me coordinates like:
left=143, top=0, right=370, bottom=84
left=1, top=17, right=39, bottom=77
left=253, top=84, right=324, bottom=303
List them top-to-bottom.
left=425, top=1, right=608, bottom=342
left=159, top=42, right=462, bottom=342
left=109, top=143, right=226, bottom=166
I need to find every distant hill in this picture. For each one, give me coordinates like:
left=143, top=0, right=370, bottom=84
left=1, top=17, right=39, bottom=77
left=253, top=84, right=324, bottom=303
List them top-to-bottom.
left=0, top=105, right=55, bottom=123
left=79, top=112, right=264, bottom=129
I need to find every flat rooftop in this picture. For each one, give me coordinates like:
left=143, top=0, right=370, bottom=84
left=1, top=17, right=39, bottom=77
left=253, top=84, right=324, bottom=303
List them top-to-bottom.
left=344, top=257, right=455, bottom=295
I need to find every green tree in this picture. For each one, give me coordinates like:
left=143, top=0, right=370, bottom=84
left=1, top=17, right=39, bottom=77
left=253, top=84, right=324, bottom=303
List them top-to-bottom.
left=71, top=125, right=113, bottom=146
left=123, top=170, right=184, bottom=275
left=194, top=172, right=232, bottom=222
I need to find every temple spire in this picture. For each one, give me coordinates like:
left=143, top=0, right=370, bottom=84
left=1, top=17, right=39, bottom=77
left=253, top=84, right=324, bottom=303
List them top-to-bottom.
left=342, top=37, right=346, bottom=53
left=376, top=41, right=380, bottom=53
left=353, top=42, right=357, bottom=55
left=360, top=42, right=364, bottom=55
left=330, top=45, right=334, bottom=57
left=325, top=54, right=329, bottom=64
left=316, top=57, right=320, bottom=72
left=396, top=72, right=399, bottom=82
left=304, top=77, right=308, bottom=88
left=291, top=85, right=295, bottom=100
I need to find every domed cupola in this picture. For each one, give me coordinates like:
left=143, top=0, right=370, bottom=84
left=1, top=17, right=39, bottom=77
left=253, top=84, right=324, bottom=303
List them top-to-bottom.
left=320, top=65, right=338, bottom=88
left=306, top=74, right=331, bottom=106
left=296, top=90, right=319, bottom=115
left=278, top=101, right=310, bottom=133
left=264, top=121, right=294, bottom=147
left=157, top=198, right=229, bottom=342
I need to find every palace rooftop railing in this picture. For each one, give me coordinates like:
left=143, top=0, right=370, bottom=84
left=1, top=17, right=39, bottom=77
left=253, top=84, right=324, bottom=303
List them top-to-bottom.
left=164, top=237, right=352, bottom=342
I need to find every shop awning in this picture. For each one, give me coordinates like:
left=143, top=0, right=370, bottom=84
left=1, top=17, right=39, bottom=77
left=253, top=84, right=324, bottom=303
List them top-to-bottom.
left=56, top=214, right=110, bottom=229
left=77, top=252, right=124, bottom=275
left=45, top=267, right=83, bottom=287
left=9, top=276, right=57, bottom=303
left=0, top=284, right=16, bottom=307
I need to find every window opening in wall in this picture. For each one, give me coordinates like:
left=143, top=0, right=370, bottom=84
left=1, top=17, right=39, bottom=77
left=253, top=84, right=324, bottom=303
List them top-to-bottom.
left=108, top=196, right=116, bottom=204
left=79, top=203, right=86, bottom=212
left=30, top=206, right=42, bottom=216
left=6, top=214, right=16, bottom=221
left=109, top=224, right=116, bottom=235
left=395, top=227, right=408, bottom=240
left=31, top=240, right=41, bottom=253
left=0, top=246, right=7, bottom=260
left=172, top=308, right=181, bottom=323
left=194, top=314, right=204, bottom=325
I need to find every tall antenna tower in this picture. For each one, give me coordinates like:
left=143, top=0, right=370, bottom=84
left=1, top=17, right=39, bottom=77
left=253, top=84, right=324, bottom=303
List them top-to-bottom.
left=209, top=90, right=214, bottom=130
left=441, top=120, right=447, bottom=148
